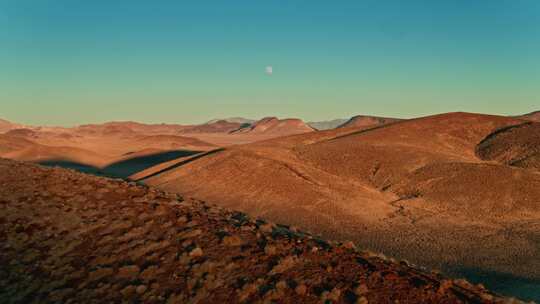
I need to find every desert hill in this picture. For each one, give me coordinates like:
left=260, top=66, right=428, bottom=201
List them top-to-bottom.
left=515, top=110, right=540, bottom=122
left=141, top=112, right=540, bottom=301
left=297, top=112, right=522, bottom=187
left=338, top=115, right=402, bottom=129
left=0, top=116, right=322, bottom=154
left=206, top=117, right=255, bottom=124
left=233, top=117, right=315, bottom=135
left=0, top=118, right=23, bottom=133
left=0, top=118, right=11, bottom=127
left=308, top=119, right=349, bottom=130
left=179, top=120, right=246, bottom=134
left=76, top=121, right=188, bottom=136
left=476, top=122, right=540, bottom=171
left=0, top=125, right=216, bottom=178
left=4, top=128, right=39, bottom=138
left=0, top=133, right=106, bottom=168
left=0, top=133, right=39, bottom=155
left=134, top=135, right=216, bottom=150
left=0, top=158, right=505, bottom=303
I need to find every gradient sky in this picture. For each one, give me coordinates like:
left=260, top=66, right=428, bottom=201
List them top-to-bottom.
left=1, top=1, right=539, bottom=126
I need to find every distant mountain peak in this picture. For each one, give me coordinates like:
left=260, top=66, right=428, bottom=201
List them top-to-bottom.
left=515, top=110, right=540, bottom=122
left=338, top=115, right=402, bottom=129
left=205, top=117, right=255, bottom=125
left=233, top=117, right=314, bottom=135
left=0, top=118, right=22, bottom=133
left=307, top=119, right=348, bottom=130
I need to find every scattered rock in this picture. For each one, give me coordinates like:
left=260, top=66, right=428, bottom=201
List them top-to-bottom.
left=259, top=223, right=274, bottom=233
left=179, top=229, right=202, bottom=240
left=222, top=235, right=244, bottom=247
left=343, top=241, right=356, bottom=250
left=264, top=245, right=277, bottom=255
left=189, top=247, right=203, bottom=258
left=270, top=256, right=299, bottom=274
left=117, top=265, right=140, bottom=280
left=87, top=267, right=114, bottom=282
left=276, top=280, right=288, bottom=291
left=238, top=283, right=259, bottom=302
left=295, top=284, right=308, bottom=296
left=354, top=284, right=369, bottom=296
left=121, top=285, right=136, bottom=298
left=136, top=285, right=147, bottom=295
left=357, top=296, right=369, bottom=304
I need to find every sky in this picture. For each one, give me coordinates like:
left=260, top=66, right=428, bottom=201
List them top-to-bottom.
left=1, top=0, right=539, bottom=126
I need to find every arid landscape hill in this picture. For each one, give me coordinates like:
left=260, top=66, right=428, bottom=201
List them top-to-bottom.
left=515, top=110, right=540, bottom=122
left=1, top=112, right=540, bottom=301
left=140, top=112, right=540, bottom=301
left=337, top=115, right=402, bottom=129
left=0, top=116, right=318, bottom=177
left=206, top=117, right=256, bottom=125
left=233, top=117, right=315, bottom=135
left=0, top=118, right=22, bottom=133
left=0, top=118, right=12, bottom=132
left=308, top=119, right=349, bottom=130
left=179, top=120, right=247, bottom=134
left=75, top=121, right=187, bottom=136
left=476, top=121, right=540, bottom=171
left=0, top=122, right=216, bottom=178
left=0, top=133, right=108, bottom=168
left=0, top=158, right=508, bottom=303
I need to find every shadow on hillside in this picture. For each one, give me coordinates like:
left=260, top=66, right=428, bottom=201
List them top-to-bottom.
left=135, top=148, right=225, bottom=181
left=39, top=150, right=202, bottom=179
left=103, top=150, right=200, bottom=178
left=38, top=160, right=108, bottom=176
left=455, top=267, right=540, bottom=302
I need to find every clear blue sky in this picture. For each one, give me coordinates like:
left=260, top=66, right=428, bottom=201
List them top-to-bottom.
left=1, top=0, right=539, bottom=125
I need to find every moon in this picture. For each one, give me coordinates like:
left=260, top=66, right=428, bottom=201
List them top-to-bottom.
left=265, top=66, right=273, bottom=76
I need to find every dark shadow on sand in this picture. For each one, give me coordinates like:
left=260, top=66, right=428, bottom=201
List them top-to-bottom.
left=135, top=148, right=225, bottom=181
left=39, top=150, right=202, bottom=179
left=103, top=150, right=201, bottom=178
left=455, top=267, right=540, bottom=302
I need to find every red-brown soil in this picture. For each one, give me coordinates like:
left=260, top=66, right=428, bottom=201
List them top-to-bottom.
left=141, top=112, right=540, bottom=300
left=0, top=158, right=505, bottom=303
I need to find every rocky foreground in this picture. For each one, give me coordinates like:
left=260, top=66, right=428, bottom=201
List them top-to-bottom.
left=0, top=159, right=517, bottom=303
